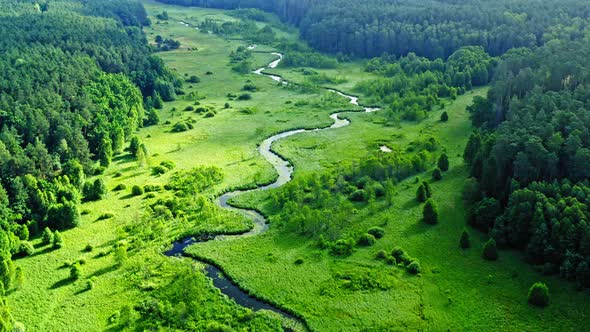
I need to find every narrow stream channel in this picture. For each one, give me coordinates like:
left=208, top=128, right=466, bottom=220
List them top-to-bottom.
left=165, top=35, right=380, bottom=330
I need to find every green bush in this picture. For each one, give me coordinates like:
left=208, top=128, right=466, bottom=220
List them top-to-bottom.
left=187, top=75, right=200, bottom=83
left=237, top=93, right=252, bottom=100
left=184, top=106, right=194, bottom=112
left=440, top=111, right=449, bottom=122
left=172, top=121, right=190, bottom=133
left=438, top=153, right=450, bottom=171
left=160, top=160, right=176, bottom=170
left=152, top=165, right=168, bottom=175
left=432, top=168, right=443, bottom=181
left=113, top=183, right=127, bottom=191
left=131, top=185, right=144, bottom=196
left=143, top=185, right=163, bottom=192
left=349, top=189, right=367, bottom=202
left=423, top=199, right=439, bottom=224
left=97, top=212, right=115, bottom=221
left=41, top=227, right=54, bottom=245
left=367, top=227, right=385, bottom=239
left=460, top=229, right=471, bottom=249
left=53, top=230, right=64, bottom=249
left=357, top=233, right=376, bottom=246
left=330, top=238, right=355, bottom=256
left=482, top=238, right=498, bottom=261
left=19, top=241, right=34, bottom=256
left=84, top=244, right=94, bottom=252
left=375, top=250, right=387, bottom=259
left=294, top=258, right=304, bottom=265
left=407, top=260, right=422, bottom=274
left=70, top=263, right=82, bottom=280
left=528, top=282, right=549, bottom=307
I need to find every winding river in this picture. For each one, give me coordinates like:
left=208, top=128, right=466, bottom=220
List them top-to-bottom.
left=166, top=47, right=380, bottom=330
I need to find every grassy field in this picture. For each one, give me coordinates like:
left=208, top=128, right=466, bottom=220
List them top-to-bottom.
left=8, top=1, right=590, bottom=331
left=188, top=85, right=590, bottom=331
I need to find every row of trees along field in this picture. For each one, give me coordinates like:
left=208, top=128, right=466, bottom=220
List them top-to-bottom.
left=0, top=0, right=179, bottom=327
left=155, top=0, right=590, bottom=59
left=464, top=37, right=590, bottom=287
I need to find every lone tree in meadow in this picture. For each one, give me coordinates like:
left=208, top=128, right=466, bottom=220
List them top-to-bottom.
left=440, top=111, right=449, bottom=122
left=438, top=153, right=449, bottom=172
left=423, top=199, right=439, bottom=225
left=460, top=229, right=471, bottom=249
left=482, top=238, right=498, bottom=261
left=528, top=282, right=549, bottom=307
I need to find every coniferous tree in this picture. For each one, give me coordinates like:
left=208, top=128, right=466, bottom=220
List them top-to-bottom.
left=423, top=199, right=439, bottom=225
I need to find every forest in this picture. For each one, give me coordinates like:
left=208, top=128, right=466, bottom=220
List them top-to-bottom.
left=4, top=0, right=590, bottom=330
left=156, top=0, right=590, bottom=58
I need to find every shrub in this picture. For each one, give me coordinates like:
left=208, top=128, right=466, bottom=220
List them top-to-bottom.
left=205, top=71, right=213, bottom=75
left=187, top=75, right=200, bottom=83
left=242, top=84, right=257, bottom=92
left=237, top=93, right=252, bottom=100
left=224, top=103, right=230, bottom=108
left=184, top=106, right=195, bottom=112
left=240, top=107, right=255, bottom=115
left=440, top=111, right=449, bottom=122
left=204, top=112, right=215, bottom=118
left=172, top=122, right=190, bottom=132
left=438, top=153, right=450, bottom=171
left=160, top=160, right=176, bottom=170
left=152, top=165, right=168, bottom=175
left=432, top=168, right=443, bottom=181
left=113, top=183, right=127, bottom=191
left=416, top=183, right=428, bottom=202
left=131, top=185, right=144, bottom=196
left=143, top=185, right=163, bottom=192
left=349, top=189, right=367, bottom=202
left=144, top=193, right=156, bottom=199
left=423, top=199, right=439, bottom=225
left=81, top=209, right=91, bottom=215
left=97, top=212, right=115, bottom=221
left=41, top=227, right=54, bottom=245
left=367, top=227, right=385, bottom=239
left=460, top=229, right=471, bottom=249
left=53, top=230, right=64, bottom=249
left=357, top=233, right=376, bottom=246
left=330, top=238, right=355, bottom=256
left=482, top=238, right=499, bottom=261
left=19, top=241, right=34, bottom=256
left=84, top=244, right=94, bottom=252
left=392, top=247, right=411, bottom=265
left=375, top=250, right=387, bottom=259
left=386, top=256, right=397, bottom=265
left=78, top=258, right=87, bottom=265
left=294, top=258, right=304, bottom=265
left=407, top=261, right=422, bottom=274
left=70, top=263, right=82, bottom=280
left=86, top=278, right=95, bottom=290
left=528, top=282, right=549, bottom=307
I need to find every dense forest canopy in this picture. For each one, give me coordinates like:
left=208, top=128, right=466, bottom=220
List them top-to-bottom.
left=156, top=0, right=590, bottom=59
left=0, top=1, right=177, bottom=327
left=465, top=37, right=590, bottom=286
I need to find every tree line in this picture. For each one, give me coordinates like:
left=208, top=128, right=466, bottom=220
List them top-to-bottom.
left=0, top=0, right=180, bottom=327
left=155, top=0, right=590, bottom=59
left=464, top=37, right=590, bottom=287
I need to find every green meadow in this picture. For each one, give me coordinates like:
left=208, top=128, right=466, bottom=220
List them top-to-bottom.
left=8, top=2, right=590, bottom=331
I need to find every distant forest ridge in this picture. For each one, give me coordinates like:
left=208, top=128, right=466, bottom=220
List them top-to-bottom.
left=155, top=0, right=590, bottom=59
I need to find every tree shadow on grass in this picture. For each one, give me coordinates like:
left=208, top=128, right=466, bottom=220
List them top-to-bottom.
left=119, top=193, right=137, bottom=200
left=402, top=219, right=431, bottom=238
left=87, top=264, right=119, bottom=279
left=50, top=277, right=75, bottom=290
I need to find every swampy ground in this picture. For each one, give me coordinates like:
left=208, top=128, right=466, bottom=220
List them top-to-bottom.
left=8, top=1, right=590, bottom=331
